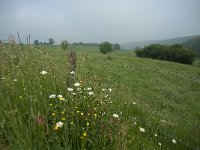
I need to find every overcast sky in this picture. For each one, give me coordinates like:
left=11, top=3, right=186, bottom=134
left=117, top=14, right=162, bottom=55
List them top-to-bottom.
left=0, top=0, right=200, bottom=43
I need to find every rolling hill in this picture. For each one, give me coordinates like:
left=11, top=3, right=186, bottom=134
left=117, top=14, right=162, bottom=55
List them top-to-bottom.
left=121, top=35, right=200, bottom=50
left=182, top=36, right=200, bottom=56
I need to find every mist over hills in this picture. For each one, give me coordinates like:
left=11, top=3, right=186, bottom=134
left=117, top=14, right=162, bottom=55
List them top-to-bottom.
left=121, top=35, right=200, bottom=50
left=182, top=36, right=200, bottom=56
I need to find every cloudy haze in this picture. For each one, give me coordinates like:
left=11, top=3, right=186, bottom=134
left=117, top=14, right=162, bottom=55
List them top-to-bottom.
left=0, top=0, right=200, bottom=44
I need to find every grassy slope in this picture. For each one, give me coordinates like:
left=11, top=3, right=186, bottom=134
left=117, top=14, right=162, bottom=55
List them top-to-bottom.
left=0, top=45, right=200, bottom=149
left=73, top=45, right=200, bottom=147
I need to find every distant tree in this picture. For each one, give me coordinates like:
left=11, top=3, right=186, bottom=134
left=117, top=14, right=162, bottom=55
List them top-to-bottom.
left=49, top=38, right=55, bottom=45
left=34, top=40, right=39, bottom=45
left=61, top=40, right=68, bottom=50
left=100, top=41, right=112, bottom=54
left=39, top=42, right=43, bottom=45
left=79, top=42, right=84, bottom=45
left=113, top=43, right=120, bottom=50
left=135, top=44, right=196, bottom=64
left=135, top=46, right=140, bottom=50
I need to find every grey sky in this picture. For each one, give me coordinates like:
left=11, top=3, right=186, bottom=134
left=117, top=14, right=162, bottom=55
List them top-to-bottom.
left=0, top=0, right=200, bottom=43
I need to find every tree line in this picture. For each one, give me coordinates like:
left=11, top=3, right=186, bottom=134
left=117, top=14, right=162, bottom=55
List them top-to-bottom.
left=34, top=38, right=55, bottom=45
left=135, top=44, right=196, bottom=64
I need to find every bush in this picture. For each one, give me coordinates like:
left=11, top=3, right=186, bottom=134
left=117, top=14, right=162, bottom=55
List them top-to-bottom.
left=61, top=40, right=68, bottom=50
left=100, top=41, right=112, bottom=54
left=113, top=43, right=120, bottom=50
left=135, top=44, right=196, bottom=64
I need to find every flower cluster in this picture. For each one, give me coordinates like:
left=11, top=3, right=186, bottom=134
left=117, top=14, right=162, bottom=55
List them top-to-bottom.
left=47, top=81, right=115, bottom=149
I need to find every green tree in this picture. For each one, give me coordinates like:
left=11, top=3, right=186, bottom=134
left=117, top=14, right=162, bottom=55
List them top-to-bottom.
left=48, top=38, right=55, bottom=45
left=34, top=40, right=39, bottom=45
left=61, top=40, right=68, bottom=50
left=100, top=41, right=112, bottom=54
left=113, top=43, right=120, bottom=50
left=135, top=44, right=195, bottom=64
left=135, top=46, right=140, bottom=50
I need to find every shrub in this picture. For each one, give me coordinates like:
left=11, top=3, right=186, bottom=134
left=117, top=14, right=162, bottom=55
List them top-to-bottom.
left=61, top=40, right=68, bottom=50
left=100, top=41, right=112, bottom=54
left=113, top=43, right=120, bottom=50
left=135, top=44, right=196, bottom=64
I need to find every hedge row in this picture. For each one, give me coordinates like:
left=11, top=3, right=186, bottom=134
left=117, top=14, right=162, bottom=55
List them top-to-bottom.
left=135, top=44, right=196, bottom=64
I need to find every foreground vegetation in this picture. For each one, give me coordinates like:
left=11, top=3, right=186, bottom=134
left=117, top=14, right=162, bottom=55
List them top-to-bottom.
left=0, top=42, right=200, bottom=149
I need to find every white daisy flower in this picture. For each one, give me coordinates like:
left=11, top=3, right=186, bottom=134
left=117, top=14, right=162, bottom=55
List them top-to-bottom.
left=40, top=71, right=47, bottom=75
left=70, top=71, right=75, bottom=75
left=74, top=82, right=80, bottom=87
left=87, top=87, right=92, bottom=90
left=67, top=88, right=73, bottom=92
left=77, top=88, right=81, bottom=91
left=108, top=88, right=112, bottom=92
left=102, top=89, right=106, bottom=91
left=88, top=91, right=94, bottom=95
left=49, top=94, right=56, bottom=98
left=57, top=95, right=63, bottom=98
left=113, top=114, right=119, bottom=118
left=56, top=121, right=63, bottom=127
left=139, top=127, right=145, bottom=132
left=172, top=139, right=176, bottom=144
left=158, top=142, right=161, bottom=146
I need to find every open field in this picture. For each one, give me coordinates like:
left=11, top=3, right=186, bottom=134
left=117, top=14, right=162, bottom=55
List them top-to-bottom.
left=0, top=44, right=200, bottom=149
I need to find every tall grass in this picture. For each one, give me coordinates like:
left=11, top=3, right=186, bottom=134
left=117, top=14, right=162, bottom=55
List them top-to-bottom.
left=0, top=42, right=199, bottom=149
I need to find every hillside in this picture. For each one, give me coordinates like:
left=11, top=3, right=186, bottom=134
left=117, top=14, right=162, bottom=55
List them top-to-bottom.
left=121, top=35, right=199, bottom=50
left=182, top=36, right=200, bottom=56
left=0, top=44, right=200, bottom=149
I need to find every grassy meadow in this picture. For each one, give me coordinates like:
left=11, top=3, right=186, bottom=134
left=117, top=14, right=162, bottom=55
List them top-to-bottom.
left=0, top=43, right=200, bottom=149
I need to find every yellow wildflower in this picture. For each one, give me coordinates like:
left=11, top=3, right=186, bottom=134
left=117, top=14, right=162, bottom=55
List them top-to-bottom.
left=59, top=97, right=65, bottom=101
left=81, top=112, right=84, bottom=116
left=52, top=113, right=56, bottom=116
left=61, top=118, right=65, bottom=121
left=87, top=123, right=89, bottom=126
left=83, top=132, right=87, bottom=137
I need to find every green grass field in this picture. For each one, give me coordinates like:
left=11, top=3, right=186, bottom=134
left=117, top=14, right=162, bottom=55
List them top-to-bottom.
left=0, top=44, right=200, bottom=149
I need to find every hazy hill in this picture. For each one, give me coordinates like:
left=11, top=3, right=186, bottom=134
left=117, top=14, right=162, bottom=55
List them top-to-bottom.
left=121, top=35, right=199, bottom=50
left=182, top=36, right=200, bottom=56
